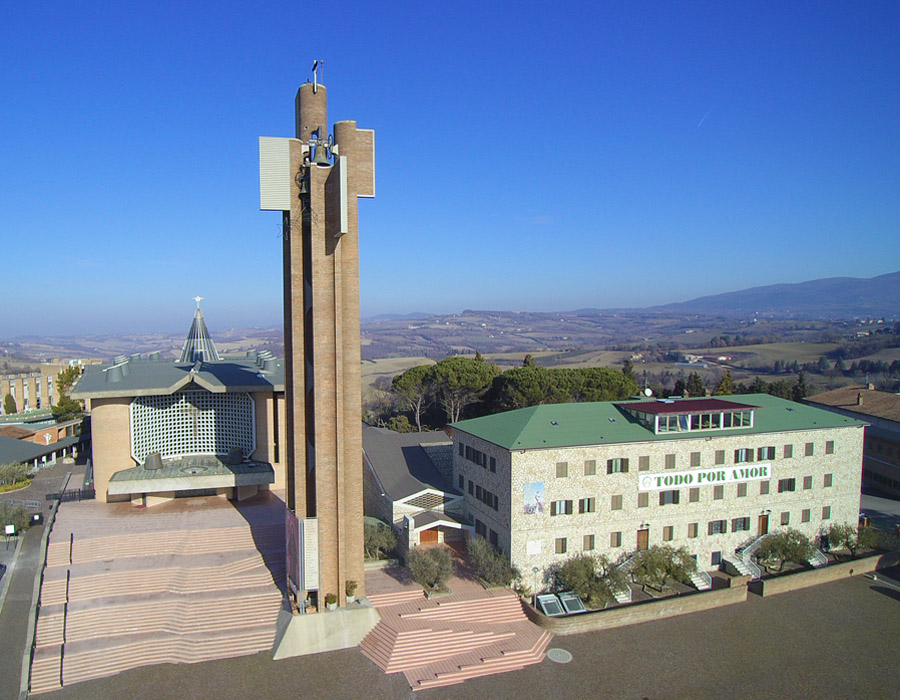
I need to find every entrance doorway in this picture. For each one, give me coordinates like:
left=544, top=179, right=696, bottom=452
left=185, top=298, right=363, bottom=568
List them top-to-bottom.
left=758, top=514, right=769, bottom=536
left=419, top=528, right=439, bottom=544
left=637, top=528, right=649, bottom=551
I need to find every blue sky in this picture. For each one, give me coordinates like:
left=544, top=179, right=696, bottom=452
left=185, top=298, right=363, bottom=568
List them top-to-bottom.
left=2, top=2, right=898, bottom=335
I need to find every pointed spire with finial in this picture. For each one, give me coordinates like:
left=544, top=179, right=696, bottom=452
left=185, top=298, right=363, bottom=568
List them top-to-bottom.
left=179, top=297, right=220, bottom=363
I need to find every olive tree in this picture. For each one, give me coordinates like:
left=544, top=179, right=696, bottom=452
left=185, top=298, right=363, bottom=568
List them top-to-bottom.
left=826, top=523, right=879, bottom=559
left=755, top=529, right=815, bottom=572
left=467, top=536, right=520, bottom=587
left=630, top=545, right=698, bottom=592
left=406, top=547, right=453, bottom=593
left=556, top=553, right=627, bottom=609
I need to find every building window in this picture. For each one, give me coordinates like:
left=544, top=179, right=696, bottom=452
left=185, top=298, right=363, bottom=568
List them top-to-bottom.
left=825, top=440, right=834, bottom=455
left=805, top=442, right=814, bottom=457
left=458, top=443, right=464, bottom=457
left=783, top=444, right=793, bottom=459
left=757, top=446, right=776, bottom=461
left=734, top=448, right=753, bottom=464
left=715, top=450, right=725, bottom=465
left=690, top=451, right=701, bottom=467
left=665, top=454, right=676, bottom=469
left=639, top=455, right=650, bottom=471
left=489, top=457, right=496, bottom=473
left=607, top=458, right=629, bottom=474
left=584, top=459, right=596, bottom=476
left=556, top=462, right=568, bottom=478
left=824, top=473, right=833, bottom=488
left=458, top=474, right=464, bottom=489
left=803, top=475, right=812, bottom=490
left=778, top=478, right=796, bottom=493
left=468, top=480, right=474, bottom=495
left=760, top=480, right=770, bottom=495
left=737, top=482, right=748, bottom=498
left=476, top=485, right=482, bottom=499
left=713, top=485, right=724, bottom=500
left=689, top=487, right=700, bottom=503
left=659, top=489, right=680, bottom=506
left=638, top=492, right=649, bottom=508
left=610, top=494, right=623, bottom=510
left=578, top=497, right=596, bottom=514
left=551, top=500, right=573, bottom=516
left=822, top=506, right=831, bottom=520
left=801, top=509, right=810, bottom=523
left=781, top=511, right=790, bottom=526
left=732, top=517, right=750, bottom=532
left=475, top=519, right=486, bottom=537
left=708, top=520, right=727, bottom=535
left=688, top=522, right=699, bottom=538
left=663, top=526, right=674, bottom=541
left=489, top=529, right=499, bottom=547
left=610, top=531, right=622, bottom=547
left=583, top=534, right=595, bottom=551
left=555, top=538, right=567, bottom=554
left=711, top=551, right=722, bottom=566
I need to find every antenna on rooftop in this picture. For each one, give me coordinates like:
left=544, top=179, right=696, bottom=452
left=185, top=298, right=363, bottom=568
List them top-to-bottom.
left=312, top=60, right=324, bottom=93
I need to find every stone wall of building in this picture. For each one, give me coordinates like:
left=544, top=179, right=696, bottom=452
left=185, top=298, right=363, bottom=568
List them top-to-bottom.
left=456, top=424, right=863, bottom=582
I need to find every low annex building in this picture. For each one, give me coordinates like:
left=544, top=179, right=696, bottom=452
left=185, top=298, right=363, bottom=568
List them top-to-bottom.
left=71, top=305, right=286, bottom=505
left=805, top=385, right=900, bottom=499
left=450, top=394, right=865, bottom=579
left=362, top=424, right=470, bottom=553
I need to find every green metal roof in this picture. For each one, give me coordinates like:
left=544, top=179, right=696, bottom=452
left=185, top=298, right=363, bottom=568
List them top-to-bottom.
left=451, top=394, right=867, bottom=451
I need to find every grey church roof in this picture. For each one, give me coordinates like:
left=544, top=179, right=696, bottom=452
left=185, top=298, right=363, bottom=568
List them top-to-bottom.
left=71, top=303, right=284, bottom=399
left=71, top=356, right=284, bottom=399
left=362, top=424, right=457, bottom=502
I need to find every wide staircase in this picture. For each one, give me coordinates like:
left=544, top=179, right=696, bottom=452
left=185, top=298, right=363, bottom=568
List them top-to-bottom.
left=30, top=496, right=285, bottom=694
left=360, top=587, right=551, bottom=691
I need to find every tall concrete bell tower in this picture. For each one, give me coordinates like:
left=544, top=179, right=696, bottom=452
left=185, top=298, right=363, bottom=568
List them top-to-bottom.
left=260, top=74, right=375, bottom=607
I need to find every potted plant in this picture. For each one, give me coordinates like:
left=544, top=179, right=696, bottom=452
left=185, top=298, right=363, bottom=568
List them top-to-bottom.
left=345, top=580, right=358, bottom=604
left=324, top=593, right=338, bottom=611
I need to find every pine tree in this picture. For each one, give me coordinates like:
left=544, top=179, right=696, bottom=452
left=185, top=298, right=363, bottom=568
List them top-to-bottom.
left=713, top=370, right=735, bottom=395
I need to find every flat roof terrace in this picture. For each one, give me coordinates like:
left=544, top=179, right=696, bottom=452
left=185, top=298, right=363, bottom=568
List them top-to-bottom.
left=108, top=454, right=274, bottom=495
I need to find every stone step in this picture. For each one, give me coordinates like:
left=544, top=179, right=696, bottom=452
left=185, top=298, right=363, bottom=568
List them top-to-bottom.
left=366, top=589, right=425, bottom=608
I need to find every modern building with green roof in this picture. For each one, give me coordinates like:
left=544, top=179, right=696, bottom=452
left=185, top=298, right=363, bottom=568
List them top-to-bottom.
left=450, top=394, right=866, bottom=586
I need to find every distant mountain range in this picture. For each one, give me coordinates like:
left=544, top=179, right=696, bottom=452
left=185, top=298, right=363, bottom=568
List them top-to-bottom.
left=648, top=271, right=899, bottom=319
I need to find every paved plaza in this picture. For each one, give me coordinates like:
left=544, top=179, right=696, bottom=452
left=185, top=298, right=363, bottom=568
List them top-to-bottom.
left=19, top=567, right=900, bottom=700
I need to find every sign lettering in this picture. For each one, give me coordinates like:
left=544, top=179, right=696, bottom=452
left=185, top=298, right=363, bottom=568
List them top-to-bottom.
left=638, top=463, right=771, bottom=491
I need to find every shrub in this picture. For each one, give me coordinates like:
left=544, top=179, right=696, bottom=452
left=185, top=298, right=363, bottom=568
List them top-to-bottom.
left=0, top=463, right=29, bottom=487
left=0, top=502, right=31, bottom=532
left=364, top=523, right=397, bottom=560
left=826, top=523, right=879, bottom=558
left=755, top=529, right=815, bottom=572
left=467, top=536, right=520, bottom=587
left=630, top=545, right=697, bottom=592
left=407, top=547, right=453, bottom=593
left=556, top=553, right=627, bottom=609
left=345, top=580, right=358, bottom=597
left=324, top=593, right=337, bottom=607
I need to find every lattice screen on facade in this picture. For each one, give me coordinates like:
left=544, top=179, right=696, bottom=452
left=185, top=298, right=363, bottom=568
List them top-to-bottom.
left=130, top=390, right=255, bottom=462
left=405, top=492, right=450, bottom=510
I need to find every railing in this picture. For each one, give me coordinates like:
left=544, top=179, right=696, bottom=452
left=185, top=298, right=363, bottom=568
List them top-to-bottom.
left=81, top=459, right=93, bottom=490
left=45, top=488, right=95, bottom=503
left=3, top=498, right=41, bottom=509
left=808, top=548, right=828, bottom=568
left=743, top=557, right=762, bottom=580
left=692, top=569, right=713, bottom=589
